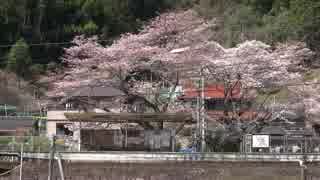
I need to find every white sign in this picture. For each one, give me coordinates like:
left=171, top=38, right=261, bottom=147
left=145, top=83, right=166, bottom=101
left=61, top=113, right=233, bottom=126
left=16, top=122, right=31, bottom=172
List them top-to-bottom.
left=252, top=135, right=270, bottom=148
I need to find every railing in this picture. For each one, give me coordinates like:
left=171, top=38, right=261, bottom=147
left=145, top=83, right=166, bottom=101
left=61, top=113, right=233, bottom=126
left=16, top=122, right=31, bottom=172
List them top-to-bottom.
left=0, top=116, right=47, bottom=120
left=1, top=135, right=320, bottom=154
left=242, top=135, right=320, bottom=154
left=0, top=136, right=52, bottom=153
left=2, top=145, right=320, bottom=163
left=19, top=152, right=320, bottom=163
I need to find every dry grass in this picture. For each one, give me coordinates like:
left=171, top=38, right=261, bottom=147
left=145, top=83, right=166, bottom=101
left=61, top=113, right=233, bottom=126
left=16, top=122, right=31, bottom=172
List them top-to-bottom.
left=0, top=70, right=35, bottom=109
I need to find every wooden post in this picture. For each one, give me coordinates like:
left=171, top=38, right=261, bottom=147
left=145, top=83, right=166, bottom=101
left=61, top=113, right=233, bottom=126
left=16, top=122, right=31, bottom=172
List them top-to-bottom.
left=79, top=122, right=81, bottom=152
left=125, top=124, right=128, bottom=149
left=171, top=130, right=175, bottom=152
left=284, top=135, right=287, bottom=153
left=11, top=136, right=15, bottom=152
left=31, top=136, right=34, bottom=152
left=48, top=136, right=56, bottom=180
left=240, top=136, right=243, bottom=153
left=269, top=136, right=272, bottom=153
left=282, top=136, right=285, bottom=153
left=304, top=136, right=307, bottom=153
left=10, top=137, right=15, bottom=161
left=19, top=143, right=23, bottom=180
left=38, top=144, right=41, bottom=165
left=57, top=153, right=65, bottom=180
left=300, top=166, right=306, bottom=180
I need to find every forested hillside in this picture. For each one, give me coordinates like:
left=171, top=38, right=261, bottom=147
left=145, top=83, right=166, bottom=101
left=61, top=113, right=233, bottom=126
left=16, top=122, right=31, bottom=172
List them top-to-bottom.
left=0, top=0, right=188, bottom=76
left=195, top=0, right=320, bottom=52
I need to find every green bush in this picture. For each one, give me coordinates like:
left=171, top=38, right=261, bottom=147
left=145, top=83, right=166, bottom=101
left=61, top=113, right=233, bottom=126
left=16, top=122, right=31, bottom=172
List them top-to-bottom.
left=194, top=0, right=320, bottom=52
left=222, top=5, right=262, bottom=47
left=29, top=64, right=46, bottom=76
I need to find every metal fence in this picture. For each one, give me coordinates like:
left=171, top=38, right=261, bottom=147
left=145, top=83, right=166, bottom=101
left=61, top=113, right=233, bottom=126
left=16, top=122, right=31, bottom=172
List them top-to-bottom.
left=1, top=135, right=320, bottom=154
left=242, top=135, right=320, bottom=153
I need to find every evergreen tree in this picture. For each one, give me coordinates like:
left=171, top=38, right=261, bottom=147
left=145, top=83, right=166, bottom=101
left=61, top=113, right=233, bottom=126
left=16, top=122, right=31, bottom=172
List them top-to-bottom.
left=7, top=38, right=32, bottom=84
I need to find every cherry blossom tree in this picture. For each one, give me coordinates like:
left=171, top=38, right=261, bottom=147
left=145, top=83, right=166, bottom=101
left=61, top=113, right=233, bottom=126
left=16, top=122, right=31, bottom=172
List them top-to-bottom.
left=45, top=9, right=316, bottom=149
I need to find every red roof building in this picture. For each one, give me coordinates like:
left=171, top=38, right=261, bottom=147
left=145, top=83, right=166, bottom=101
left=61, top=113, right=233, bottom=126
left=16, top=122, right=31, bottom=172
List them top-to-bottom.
left=178, top=81, right=258, bottom=122
left=179, top=81, right=242, bottom=100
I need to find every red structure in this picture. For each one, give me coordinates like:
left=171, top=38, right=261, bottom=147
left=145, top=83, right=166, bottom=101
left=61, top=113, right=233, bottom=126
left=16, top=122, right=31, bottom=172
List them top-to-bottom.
left=179, top=81, right=257, bottom=121
left=179, top=82, right=242, bottom=100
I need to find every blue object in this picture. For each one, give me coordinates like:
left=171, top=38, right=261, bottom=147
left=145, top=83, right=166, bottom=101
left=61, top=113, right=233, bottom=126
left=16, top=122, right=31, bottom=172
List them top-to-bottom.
left=179, top=147, right=196, bottom=153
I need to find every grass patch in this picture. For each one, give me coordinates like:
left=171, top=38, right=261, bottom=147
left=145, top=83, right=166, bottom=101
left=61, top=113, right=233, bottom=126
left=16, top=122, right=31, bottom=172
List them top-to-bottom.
left=303, top=69, right=320, bottom=81
left=256, top=87, right=290, bottom=104
left=0, top=136, right=51, bottom=152
left=0, top=137, right=14, bottom=144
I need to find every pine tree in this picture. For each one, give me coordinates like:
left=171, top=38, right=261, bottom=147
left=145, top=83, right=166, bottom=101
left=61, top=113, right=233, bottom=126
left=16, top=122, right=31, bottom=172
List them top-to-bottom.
left=7, top=38, right=32, bottom=87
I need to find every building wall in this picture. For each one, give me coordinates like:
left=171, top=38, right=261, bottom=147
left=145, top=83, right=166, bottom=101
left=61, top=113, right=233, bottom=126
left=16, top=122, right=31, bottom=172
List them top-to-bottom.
left=47, top=111, right=77, bottom=138
left=81, top=129, right=174, bottom=151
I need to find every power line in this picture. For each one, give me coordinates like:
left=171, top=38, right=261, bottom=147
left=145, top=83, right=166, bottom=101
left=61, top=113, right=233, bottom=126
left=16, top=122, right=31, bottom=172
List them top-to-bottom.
left=0, top=30, right=297, bottom=48
left=0, top=39, right=112, bottom=48
left=0, top=41, right=71, bottom=48
left=0, top=42, right=73, bottom=48
left=0, top=56, right=60, bottom=69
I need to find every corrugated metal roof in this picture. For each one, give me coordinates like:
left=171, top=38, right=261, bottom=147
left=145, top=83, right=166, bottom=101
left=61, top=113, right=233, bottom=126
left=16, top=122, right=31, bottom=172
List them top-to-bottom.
left=258, top=126, right=313, bottom=136
left=260, top=126, right=286, bottom=135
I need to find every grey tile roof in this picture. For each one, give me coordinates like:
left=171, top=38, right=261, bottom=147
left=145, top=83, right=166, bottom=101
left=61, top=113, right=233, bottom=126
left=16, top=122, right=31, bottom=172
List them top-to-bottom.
left=70, top=86, right=124, bottom=98
left=0, top=119, right=34, bottom=131
left=258, top=125, right=313, bottom=136
left=260, top=126, right=286, bottom=135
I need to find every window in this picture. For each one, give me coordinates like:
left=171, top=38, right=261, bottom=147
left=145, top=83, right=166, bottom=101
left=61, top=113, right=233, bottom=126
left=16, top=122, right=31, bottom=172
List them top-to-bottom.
left=205, top=99, right=226, bottom=110
left=56, top=123, right=73, bottom=136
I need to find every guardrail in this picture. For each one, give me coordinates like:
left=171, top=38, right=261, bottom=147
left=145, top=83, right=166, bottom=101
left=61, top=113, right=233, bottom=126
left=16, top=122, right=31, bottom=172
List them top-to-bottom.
left=1, top=148, right=320, bottom=163
left=21, top=152, right=320, bottom=163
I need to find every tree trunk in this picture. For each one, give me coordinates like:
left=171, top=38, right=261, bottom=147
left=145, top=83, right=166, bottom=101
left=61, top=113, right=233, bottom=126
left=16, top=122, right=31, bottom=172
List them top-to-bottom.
left=33, top=0, right=45, bottom=42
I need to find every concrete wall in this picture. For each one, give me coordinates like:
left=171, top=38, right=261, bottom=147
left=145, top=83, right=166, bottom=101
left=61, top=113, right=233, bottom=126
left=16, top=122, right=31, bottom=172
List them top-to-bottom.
left=80, top=129, right=174, bottom=151
left=3, top=160, right=320, bottom=180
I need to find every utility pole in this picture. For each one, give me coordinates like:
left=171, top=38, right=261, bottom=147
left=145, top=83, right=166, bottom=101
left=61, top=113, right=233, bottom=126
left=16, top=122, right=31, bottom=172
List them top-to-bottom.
left=200, top=66, right=206, bottom=152
left=196, top=94, right=200, bottom=151
left=48, top=136, right=56, bottom=180
left=19, top=143, right=24, bottom=180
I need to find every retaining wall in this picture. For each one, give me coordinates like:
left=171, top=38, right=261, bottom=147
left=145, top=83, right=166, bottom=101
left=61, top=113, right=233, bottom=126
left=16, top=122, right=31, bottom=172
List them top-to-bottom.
left=1, top=160, right=320, bottom=180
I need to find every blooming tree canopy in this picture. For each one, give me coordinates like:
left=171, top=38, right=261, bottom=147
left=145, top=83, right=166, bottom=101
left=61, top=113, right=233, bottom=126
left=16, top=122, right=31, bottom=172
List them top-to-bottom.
left=41, top=9, right=320, bottom=149
left=46, top=9, right=316, bottom=129
left=50, top=9, right=314, bottom=95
